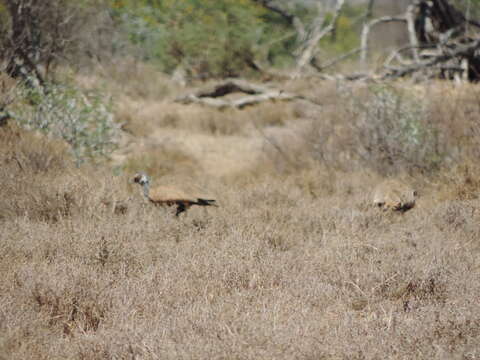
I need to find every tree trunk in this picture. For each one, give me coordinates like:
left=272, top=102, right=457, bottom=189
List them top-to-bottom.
left=5, top=0, right=45, bottom=87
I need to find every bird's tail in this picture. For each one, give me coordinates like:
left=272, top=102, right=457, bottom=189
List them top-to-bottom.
left=196, top=198, right=218, bottom=207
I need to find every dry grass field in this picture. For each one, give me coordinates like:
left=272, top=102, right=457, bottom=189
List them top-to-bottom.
left=1, top=69, right=480, bottom=359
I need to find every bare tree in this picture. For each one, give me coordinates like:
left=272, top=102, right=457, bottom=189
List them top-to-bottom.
left=1, top=0, right=114, bottom=87
left=3, top=0, right=46, bottom=87
left=253, top=0, right=347, bottom=77
left=293, top=0, right=346, bottom=77
left=360, top=0, right=480, bottom=81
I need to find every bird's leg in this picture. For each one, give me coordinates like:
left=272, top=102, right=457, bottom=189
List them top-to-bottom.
left=175, top=203, right=186, bottom=216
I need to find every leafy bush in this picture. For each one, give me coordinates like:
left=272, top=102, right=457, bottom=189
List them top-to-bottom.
left=111, top=0, right=311, bottom=78
left=112, top=0, right=279, bottom=78
left=110, top=1, right=367, bottom=78
left=318, top=5, right=362, bottom=56
left=12, top=81, right=118, bottom=164
left=303, top=84, right=444, bottom=175
left=353, top=85, right=442, bottom=173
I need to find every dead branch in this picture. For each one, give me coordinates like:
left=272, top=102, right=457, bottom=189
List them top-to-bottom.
left=251, top=0, right=306, bottom=42
left=294, top=0, right=345, bottom=77
left=362, top=0, right=480, bottom=82
left=364, top=0, right=376, bottom=22
left=406, top=5, right=420, bottom=62
left=360, top=15, right=407, bottom=64
left=383, top=38, right=480, bottom=79
left=384, top=45, right=435, bottom=68
left=311, top=47, right=363, bottom=72
left=314, top=72, right=376, bottom=82
left=174, top=79, right=320, bottom=109
left=189, top=79, right=269, bottom=98
left=176, top=92, right=304, bottom=109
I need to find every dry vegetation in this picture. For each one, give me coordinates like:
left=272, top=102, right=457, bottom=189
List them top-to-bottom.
left=1, top=70, right=480, bottom=359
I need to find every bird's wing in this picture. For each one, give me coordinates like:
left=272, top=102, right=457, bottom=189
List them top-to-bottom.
left=149, top=186, right=198, bottom=203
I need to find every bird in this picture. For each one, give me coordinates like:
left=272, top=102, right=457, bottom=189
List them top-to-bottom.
left=132, top=172, right=217, bottom=216
left=372, top=179, right=417, bottom=212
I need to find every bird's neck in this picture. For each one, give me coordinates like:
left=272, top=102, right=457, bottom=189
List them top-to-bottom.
left=142, top=182, right=150, bottom=198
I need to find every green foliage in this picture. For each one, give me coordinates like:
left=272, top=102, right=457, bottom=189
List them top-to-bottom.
left=110, top=0, right=299, bottom=77
left=455, top=0, right=480, bottom=10
left=109, top=1, right=366, bottom=78
left=0, top=3, right=11, bottom=45
left=319, top=4, right=362, bottom=56
left=12, top=81, right=118, bottom=164
left=354, top=85, right=443, bottom=173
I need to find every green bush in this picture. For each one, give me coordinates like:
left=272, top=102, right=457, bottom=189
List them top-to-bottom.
left=110, top=0, right=298, bottom=77
left=110, top=1, right=366, bottom=78
left=319, top=15, right=360, bottom=55
left=12, top=81, right=118, bottom=165
left=304, top=84, right=444, bottom=175
left=352, top=85, right=443, bottom=174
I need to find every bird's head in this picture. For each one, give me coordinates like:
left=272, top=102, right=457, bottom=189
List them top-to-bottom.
left=133, top=172, right=150, bottom=186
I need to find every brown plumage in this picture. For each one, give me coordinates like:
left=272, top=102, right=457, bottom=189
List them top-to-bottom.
left=133, top=172, right=217, bottom=216
left=372, top=179, right=417, bottom=212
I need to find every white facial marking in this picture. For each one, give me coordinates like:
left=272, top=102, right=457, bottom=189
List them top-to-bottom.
left=138, top=174, right=149, bottom=185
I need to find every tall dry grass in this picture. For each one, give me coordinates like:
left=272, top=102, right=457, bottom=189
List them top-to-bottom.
left=2, top=75, right=480, bottom=359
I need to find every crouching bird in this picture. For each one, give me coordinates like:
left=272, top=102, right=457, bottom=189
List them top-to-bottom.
left=133, top=172, right=217, bottom=216
left=372, top=179, right=417, bottom=212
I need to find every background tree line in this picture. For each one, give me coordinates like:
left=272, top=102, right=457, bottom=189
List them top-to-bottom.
left=0, top=0, right=366, bottom=81
left=2, top=0, right=480, bottom=82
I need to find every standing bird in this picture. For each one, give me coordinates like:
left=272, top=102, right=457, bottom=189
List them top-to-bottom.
left=133, top=172, right=217, bottom=216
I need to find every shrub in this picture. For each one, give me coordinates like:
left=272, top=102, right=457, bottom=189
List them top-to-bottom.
left=113, top=0, right=273, bottom=78
left=318, top=4, right=362, bottom=56
left=12, top=81, right=118, bottom=164
left=302, top=83, right=444, bottom=175
left=352, top=85, right=443, bottom=174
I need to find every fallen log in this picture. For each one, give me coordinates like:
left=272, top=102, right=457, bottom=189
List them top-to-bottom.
left=174, top=79, right=320, bottom=109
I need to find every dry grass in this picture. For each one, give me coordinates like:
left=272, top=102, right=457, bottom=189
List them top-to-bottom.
left=76, top=58, right=180, bottom=101
left=2, top=74, right=480, bottom=359
left=260, top=79, right=480, bottom=178
left=117, top=100, right=296, bottom=138
left=122, top=144, right=202, bottom=182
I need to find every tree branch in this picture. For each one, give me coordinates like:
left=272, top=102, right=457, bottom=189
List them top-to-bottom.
left=251, top=0, right=306, bottom=41
left=294, top=0, right=345, bottom=77
left=406, top=4, right=420, bottom=62
left=360, top=15, right=407, bottom=64
left=383, top=38, right=480, bottom=79
left=311, top=47, right=363, bottom=72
